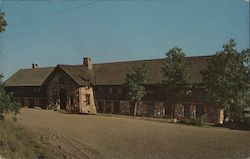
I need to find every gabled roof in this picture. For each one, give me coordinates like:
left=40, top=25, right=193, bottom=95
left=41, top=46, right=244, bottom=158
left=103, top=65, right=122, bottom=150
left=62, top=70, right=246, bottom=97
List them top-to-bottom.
left=4, top=55, right=211, bottom=87
left=93, top=56, right=211, bottom=85
left=57, top=65, right=95, bottom=86
left=4, top=67, right=54, bottom=87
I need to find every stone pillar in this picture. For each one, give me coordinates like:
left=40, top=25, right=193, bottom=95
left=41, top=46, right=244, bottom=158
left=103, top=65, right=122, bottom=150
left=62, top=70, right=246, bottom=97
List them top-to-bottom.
left=79, top=87, right=97, bottom=114
left=174, top=104, right=184, bottom=119
left=190, top=105, right=196, bottom=119
left=218, top=108, right=224, bottom=124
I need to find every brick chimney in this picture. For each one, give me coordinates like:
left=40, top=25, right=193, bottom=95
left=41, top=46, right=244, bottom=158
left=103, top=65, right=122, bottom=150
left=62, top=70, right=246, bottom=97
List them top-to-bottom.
left=83, top=57, right=92, bottom=69
left=32, top=63, right=39, bottom=69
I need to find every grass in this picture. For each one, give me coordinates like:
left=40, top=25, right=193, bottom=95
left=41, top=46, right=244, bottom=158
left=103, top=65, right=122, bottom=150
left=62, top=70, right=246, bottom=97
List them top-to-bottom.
left=0, top=118, right=48, bottom=159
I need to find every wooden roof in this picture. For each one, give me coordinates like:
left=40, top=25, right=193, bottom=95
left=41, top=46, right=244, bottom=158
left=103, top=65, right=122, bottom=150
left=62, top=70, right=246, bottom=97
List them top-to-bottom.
left=5, top=55, right=211, bottom=87
left=93, top=56, right=211, bottom=85
left=58, top=65, right=95, bottom=86
left=4, top=67, right=54, bottom=87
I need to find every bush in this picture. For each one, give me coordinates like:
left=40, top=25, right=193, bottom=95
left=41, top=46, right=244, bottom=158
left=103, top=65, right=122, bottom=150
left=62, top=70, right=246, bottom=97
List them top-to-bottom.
left=192, top=115, right=207, bottom=126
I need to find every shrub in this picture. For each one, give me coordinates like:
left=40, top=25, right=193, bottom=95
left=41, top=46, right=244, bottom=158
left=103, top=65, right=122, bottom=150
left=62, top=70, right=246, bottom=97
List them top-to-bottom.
left=192, top=115, right=207, bottom=126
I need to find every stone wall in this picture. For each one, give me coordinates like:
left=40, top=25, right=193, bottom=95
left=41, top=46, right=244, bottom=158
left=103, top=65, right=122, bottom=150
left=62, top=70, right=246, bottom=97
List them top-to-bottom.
left=46, top=68, right=79, bottom=111
left=79, top=87, right=96, bottom=114
left=95, top=99, right=223, bottom=124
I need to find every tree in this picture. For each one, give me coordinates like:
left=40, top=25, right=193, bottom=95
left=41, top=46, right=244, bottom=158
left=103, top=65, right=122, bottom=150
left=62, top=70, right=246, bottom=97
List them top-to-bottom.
left=0, top=11, right=7, bottom=32
left=0, top=14, right=18, bottom=118
left=201, top=39, right=250, bottom=122
left=161, top=47, right=190, bottom=117
left=124, top=65, right=147, bottom=117
left=0, top=74, right=21, bottom=119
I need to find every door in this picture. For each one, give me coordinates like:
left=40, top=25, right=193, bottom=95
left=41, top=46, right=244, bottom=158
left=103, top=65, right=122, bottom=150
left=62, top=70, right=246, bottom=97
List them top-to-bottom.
left=59, top=89, right=67, bottom=110
left=97, top=101, right=104, bottom=113
left=106, top=101, right=112, bottom=113
left=113, top=101, right=120, bottom=114
left=165, top=104, right=173, bottom=118
left=196, top=104, right=205, bottom=117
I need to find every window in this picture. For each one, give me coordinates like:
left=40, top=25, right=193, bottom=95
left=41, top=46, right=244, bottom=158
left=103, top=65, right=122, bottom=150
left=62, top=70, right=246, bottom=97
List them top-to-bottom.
left=98, top=87, right=103, bottom=92
left=109, top=87, right=112, bottom=94
left=33, top=88, right=40, bottom=94
left=118, top=88, right=122, bottom=94
left=147, top=90, right=153, bottom=94
left=85, top=94, right=90, bottom=105
left=165, top=104, right=173, bottom=117
left=184, top=104, right=191, bottom=117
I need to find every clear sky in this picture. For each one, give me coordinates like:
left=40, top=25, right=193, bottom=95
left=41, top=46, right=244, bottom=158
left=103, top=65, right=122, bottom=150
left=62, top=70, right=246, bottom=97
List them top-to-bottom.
left=0, top=0, right=249, bottom=80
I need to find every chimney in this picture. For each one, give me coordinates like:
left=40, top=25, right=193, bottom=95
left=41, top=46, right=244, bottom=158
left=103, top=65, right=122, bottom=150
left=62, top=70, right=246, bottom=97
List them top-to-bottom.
left=83, top=57, right=92, bottom=69
left=32, top=63, right=39, bottom=69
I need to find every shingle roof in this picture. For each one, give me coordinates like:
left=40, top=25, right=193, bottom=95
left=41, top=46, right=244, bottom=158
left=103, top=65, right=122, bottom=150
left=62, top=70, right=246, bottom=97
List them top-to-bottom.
left=4, top=55, right=211, bottom=87
left=93, top=56, right=211, bottom=85
left=58, top=65, right=95, bottom=86
left=4, top=67, right=54, bottom=86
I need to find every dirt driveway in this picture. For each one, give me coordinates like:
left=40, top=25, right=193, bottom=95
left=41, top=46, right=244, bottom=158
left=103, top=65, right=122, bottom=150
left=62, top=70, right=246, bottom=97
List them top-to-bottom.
left=15, top=108, right=250, bottom=159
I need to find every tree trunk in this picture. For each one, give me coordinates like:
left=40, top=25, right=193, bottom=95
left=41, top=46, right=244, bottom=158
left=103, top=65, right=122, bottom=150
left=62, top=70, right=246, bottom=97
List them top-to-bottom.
left=134, top=102, right=137, bottom=117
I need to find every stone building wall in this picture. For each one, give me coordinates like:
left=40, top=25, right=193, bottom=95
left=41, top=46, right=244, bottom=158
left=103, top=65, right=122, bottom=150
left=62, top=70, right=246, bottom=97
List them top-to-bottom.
left=46, top=68, right=79, bottom=111
left=79, top=87, right=96, bottom=114
left=95, top=99, right=223, bottom=124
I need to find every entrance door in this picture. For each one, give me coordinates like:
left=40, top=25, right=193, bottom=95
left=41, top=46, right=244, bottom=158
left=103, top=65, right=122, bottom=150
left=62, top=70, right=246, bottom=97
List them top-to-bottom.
left=59, top=89, right=67, bottom=110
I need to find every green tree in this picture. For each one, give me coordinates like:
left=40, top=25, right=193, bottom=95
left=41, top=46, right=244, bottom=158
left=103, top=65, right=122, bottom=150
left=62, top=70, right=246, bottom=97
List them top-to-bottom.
left=0, top=11, right=7, bottom=32
left=201, top=39, right=250, bottom=122
left=161, top=47, right=190, bottom=117
left=124, top=65, right=147, bottom=117
left=0, top=74, right=21, bottom=119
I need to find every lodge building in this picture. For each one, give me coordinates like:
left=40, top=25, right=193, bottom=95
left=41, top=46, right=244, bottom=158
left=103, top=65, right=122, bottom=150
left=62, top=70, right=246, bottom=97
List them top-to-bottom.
left=4, top=56, right=224, bottom=124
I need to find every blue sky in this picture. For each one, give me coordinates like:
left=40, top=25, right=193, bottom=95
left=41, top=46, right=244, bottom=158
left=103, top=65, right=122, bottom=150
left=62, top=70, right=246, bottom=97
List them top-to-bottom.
left=0, top=0, right=249, bottom=80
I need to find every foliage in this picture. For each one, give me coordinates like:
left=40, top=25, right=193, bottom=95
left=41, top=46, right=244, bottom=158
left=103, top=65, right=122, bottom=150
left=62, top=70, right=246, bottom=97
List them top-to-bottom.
left=0, top=11, right=7, bottom=32
left=201, top=39, right=250, bottom=122
left=161, top=47, right=190, bottom=113
left=124, top=65, right=147, bottom=117
left=0, top=74, right=21, bottom=119
left=191, top=115, right=207, bottom=126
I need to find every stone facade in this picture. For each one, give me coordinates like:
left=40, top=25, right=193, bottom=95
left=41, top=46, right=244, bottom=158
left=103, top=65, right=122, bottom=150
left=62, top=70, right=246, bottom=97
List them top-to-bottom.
left=5, top=56, right=225, bottom=124
left=45, top=67, right=96, bottom=114
left=79, top=87, right=96, bottom=114
left=95, top=97, right=224, bottom=124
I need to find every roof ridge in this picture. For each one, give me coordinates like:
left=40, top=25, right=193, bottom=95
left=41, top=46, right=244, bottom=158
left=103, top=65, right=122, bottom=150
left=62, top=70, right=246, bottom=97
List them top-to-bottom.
left=93, top=55, right=212, bottom=65
left=58, top=64, right=83, bottom=67
left=19, top=66, right=55, bottom=71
